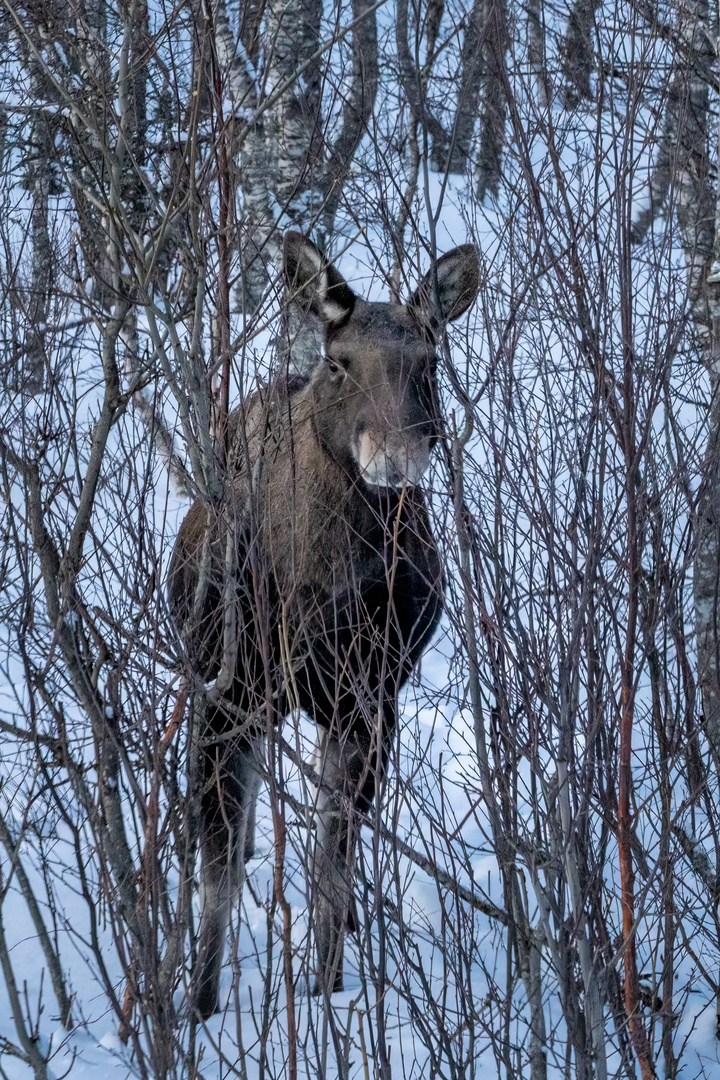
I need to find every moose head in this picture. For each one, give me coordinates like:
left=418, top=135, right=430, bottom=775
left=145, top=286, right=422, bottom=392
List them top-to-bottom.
left=284, top=232, right=480, bottom=490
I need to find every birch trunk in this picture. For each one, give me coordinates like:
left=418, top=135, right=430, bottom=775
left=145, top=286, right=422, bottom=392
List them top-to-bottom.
left=634, top=0, right=720, bottom=765
left=672, top=0, right=720, bottom=763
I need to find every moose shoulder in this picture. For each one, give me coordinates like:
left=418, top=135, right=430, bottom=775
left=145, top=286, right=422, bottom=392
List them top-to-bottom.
left=169, top=232, right=480, bottom=1019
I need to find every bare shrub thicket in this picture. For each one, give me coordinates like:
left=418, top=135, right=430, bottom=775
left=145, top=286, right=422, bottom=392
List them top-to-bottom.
left=1, top=0, right=719, bottom=1077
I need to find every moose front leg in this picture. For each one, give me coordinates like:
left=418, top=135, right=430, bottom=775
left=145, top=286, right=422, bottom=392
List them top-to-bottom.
left=311, top=721, right=390, bottom=996
left=194, top=735, right=260, bottom=1020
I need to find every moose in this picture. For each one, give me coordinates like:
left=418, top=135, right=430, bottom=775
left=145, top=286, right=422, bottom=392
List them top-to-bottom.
left=169, top=232, right=480, bottom=1019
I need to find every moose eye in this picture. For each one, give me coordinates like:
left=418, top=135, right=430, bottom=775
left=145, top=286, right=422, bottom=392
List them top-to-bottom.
left=325, top=355, right=341, bottom=374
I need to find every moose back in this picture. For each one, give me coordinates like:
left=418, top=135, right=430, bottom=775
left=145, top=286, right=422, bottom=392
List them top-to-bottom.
left=169, top=232, right=480, bottom=1018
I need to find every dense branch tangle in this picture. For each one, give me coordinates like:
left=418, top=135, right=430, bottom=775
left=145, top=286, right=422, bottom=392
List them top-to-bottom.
left=0, top=0, right=719, bottom=1078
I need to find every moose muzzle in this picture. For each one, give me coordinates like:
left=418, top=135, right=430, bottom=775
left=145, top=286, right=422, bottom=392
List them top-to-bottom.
left=353, top=429, right=432, bottom=490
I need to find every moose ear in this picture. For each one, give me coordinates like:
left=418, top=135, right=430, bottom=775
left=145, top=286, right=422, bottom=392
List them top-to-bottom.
left=283, top=232, right=355, bottom=327
left=409, top=244, right=480, bottom=325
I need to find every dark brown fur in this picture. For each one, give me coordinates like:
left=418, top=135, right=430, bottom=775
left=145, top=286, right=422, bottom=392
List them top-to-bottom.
left=169, top=233, right=479, bottom=1017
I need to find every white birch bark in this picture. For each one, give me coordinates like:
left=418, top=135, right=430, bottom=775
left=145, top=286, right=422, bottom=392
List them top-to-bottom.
left=229, top=0, right=324, bottom=377
left=230, top=0, right=379, bottom=373
left=561, top=0, right=600, bottom=107
left=634, top=0, right=720, bottom=766
left=670, top=0, right=720, bottom=763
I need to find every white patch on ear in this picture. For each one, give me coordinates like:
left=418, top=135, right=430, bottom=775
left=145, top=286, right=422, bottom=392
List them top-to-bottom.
left=284, top=231, right=355, bottom=325
left=301, top=244, right=323, bottom=278
left=409, top=244, right=480, bottom=325
left=308, top=261, right=351, bottom=324
left=317, top=269, right=350, bottom=324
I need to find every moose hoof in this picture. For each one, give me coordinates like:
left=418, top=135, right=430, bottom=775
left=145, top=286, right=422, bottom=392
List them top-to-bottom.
left=345, top=896, right=359, bottom=934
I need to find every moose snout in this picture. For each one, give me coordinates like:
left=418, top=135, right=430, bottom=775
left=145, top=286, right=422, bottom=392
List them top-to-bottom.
left=353, top=426, right=431, bottom=489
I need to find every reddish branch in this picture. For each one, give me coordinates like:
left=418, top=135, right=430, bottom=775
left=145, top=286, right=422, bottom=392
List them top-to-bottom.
left=144, top=681, right=190, bottom=870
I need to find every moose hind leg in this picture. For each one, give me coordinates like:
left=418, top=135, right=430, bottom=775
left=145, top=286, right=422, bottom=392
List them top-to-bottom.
left=311, top=728, right=380, bottom=996
left=195, top=739, right=259, bottom=1020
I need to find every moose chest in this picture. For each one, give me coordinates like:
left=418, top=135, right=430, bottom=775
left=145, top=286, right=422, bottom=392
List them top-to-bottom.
left=260, top=460, right=444, bottom=676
